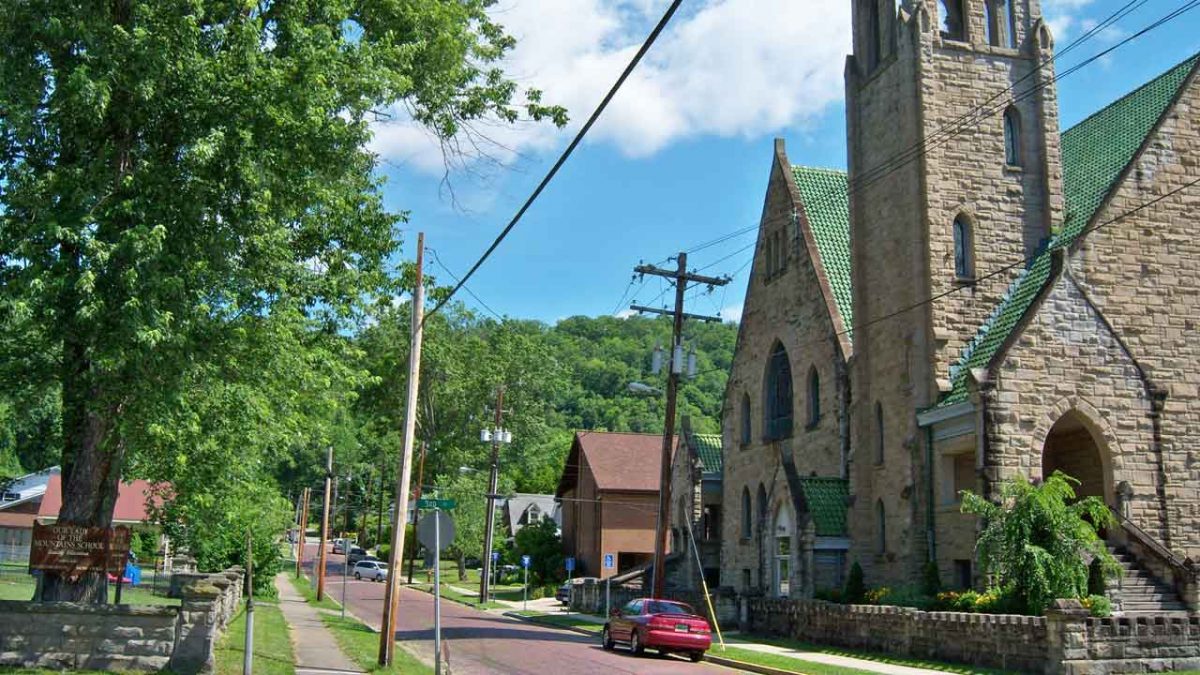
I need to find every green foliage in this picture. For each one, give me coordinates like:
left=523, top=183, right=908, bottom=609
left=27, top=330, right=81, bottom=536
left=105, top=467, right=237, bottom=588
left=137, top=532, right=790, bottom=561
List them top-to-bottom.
left=960, top=471, right=1118, bottom=615
left=513, top=518, right=564, bottom=586
left=1087, top=556, right=1107, bottom=596
left=921, top=561, right=942, bottom=597
left=844, top=562, right=865, bottom=604
left=1082, top=594, right=1112, bottom=617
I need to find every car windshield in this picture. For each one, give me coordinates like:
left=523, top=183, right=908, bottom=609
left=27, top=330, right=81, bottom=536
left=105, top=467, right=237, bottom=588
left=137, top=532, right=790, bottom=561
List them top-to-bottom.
left=645, top=601, right=694, bottom=615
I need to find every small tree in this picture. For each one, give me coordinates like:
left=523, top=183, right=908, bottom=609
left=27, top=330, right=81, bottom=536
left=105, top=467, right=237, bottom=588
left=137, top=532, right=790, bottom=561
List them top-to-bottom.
left=960, top=471, right=1118, bottom=615
left=513, top=519, right=563, bottom=586
left=921, top=560, right=942, bottom=597
left=843, top=561, right=866, bottom=604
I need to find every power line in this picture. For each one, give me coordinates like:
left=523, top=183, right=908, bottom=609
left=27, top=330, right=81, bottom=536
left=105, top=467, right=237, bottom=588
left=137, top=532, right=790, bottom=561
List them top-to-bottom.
left=423, top=0, right=686, bottom=324
left=426, top=247, right=505, bottom=321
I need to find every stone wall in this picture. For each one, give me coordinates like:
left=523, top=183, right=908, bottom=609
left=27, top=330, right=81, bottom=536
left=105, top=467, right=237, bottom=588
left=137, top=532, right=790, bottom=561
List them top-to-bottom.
left=0, top=566, right=244, bottom=674
left=745, top=596, right=1200, bottom=674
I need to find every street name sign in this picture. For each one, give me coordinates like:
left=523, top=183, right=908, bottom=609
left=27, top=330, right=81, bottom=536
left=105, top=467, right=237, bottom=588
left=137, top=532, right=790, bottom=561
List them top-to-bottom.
left=416, top=498, right=456, bottom=509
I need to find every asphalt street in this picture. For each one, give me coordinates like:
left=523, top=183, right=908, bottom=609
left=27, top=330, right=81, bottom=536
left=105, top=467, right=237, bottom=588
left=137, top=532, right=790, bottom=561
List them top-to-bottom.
left=303, top=544, right=732, bottom=674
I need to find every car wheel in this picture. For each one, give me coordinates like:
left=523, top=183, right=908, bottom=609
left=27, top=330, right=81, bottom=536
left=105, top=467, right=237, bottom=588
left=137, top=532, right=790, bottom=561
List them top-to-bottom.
left=355, top=572, right=361, bottom=580
left=601, top=626, right=614, bottom=651
left=630, top=630, right=644, bottom=656
left=689, top=652, right=704, bottom=663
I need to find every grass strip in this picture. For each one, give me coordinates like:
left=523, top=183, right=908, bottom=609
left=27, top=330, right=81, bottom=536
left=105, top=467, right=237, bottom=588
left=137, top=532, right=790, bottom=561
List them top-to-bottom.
left=287, top=571, right=341, bottom=611
left=0, top=574, right=178, bottom=606
left=417, top=583, right=504, bottom=610
left=214, top=600, right=295, bottom=675
left=515, top=610, right=603, bottom=633
left=320, top=613, right=433, bottom=674
left=741, top=636, right=1016, bottom=675
left=713, top=647, right=875, bottom=674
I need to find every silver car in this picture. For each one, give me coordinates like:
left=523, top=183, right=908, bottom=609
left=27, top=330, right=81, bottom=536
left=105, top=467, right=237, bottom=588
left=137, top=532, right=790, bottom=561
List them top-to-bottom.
left=353, top=560, right=388, bottom=581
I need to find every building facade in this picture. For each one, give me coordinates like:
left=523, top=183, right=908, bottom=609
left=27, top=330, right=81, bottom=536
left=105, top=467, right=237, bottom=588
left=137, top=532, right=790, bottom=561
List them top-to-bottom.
left=723, top=0, right=1200, bottom=607
left=666, top=419, right=724, bottom=591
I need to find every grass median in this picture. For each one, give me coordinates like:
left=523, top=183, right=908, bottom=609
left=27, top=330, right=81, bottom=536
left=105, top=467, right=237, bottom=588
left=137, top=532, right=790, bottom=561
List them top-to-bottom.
left=287, top=571, right=341, bottom=611
left=214, top=599, right=295, bottom=675
left=514, top=610, right=603, bottom=633
left=320, top=614, right=433, bottom=675
left=728, top=636, right=1017, bottom=675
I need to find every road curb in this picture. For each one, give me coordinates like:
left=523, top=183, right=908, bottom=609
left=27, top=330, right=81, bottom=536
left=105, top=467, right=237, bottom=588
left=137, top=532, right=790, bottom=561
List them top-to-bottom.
left=503, top=612, right=804, bottom=674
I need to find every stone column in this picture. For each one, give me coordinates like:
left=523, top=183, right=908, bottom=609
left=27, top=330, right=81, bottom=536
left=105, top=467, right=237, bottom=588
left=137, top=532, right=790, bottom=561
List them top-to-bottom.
left=169, top=580, right=221, bottom=675
left=1044, top=599, right=1089, bottom=675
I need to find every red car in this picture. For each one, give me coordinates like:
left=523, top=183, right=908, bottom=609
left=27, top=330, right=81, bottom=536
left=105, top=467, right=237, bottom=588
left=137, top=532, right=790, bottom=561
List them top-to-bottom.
left=602, top=598, right=712, bottom=663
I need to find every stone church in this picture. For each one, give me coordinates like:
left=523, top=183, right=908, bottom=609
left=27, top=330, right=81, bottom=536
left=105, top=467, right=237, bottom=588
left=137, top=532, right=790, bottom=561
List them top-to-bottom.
left=721, top=0, right=1200, bottom=612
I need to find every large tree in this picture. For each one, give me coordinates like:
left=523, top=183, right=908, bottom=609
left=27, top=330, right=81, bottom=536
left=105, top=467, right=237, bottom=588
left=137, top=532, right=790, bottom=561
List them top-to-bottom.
left=0, top=0, right=563, bottom=601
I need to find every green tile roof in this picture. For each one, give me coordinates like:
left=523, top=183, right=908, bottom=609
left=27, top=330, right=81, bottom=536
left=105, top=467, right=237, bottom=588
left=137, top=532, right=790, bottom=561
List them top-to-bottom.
left=939, top=53, right=1198, bottom=406
left=791, top=166, right=854, bottom=336
left=691, top=433, right=723, bottom=474
left=797, top=477, right=848, bottom=537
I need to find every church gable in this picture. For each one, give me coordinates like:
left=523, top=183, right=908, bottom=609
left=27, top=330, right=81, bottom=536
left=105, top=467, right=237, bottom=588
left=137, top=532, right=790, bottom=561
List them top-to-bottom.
left=938, top=52, right=1200, bottom=408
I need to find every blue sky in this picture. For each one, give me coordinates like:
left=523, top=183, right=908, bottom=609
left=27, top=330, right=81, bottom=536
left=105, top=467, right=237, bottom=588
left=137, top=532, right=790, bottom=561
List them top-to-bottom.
left=375, top=0, right=1200, bottom=325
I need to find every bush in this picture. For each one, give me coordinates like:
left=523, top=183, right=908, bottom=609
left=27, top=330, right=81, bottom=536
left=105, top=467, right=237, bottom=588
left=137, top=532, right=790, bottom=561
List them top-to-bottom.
left=1087, top=557, right=1106, bottom=596
left=843, top=562, right=865, bottom=604
left=814, top=588, right=843, bottom=603
left=1081, top=594, right=1112, bottom=617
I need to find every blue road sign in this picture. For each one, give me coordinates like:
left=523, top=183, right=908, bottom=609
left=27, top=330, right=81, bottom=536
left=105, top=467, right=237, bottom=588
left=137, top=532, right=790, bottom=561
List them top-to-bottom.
left=492, top=551, right=500, bottom=562
left=603, top=553, right=615, bottom=570
left=521, top=554, right=531, bottom=569
left=564, top=557, right=575, bottom=572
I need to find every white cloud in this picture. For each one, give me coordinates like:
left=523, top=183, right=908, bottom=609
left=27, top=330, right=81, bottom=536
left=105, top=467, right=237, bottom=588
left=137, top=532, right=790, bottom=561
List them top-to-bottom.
left=369, top=0, right=850, bottom=172
left=719, top=301, right=744, bottom=323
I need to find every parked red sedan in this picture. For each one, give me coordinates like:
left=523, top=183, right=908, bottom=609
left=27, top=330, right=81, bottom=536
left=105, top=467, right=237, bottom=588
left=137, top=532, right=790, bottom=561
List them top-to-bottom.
left=602, top=598, right=712, bottom=663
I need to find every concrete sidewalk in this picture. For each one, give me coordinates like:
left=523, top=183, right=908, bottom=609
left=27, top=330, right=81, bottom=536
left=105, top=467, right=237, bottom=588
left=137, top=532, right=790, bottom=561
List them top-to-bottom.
left=275, top=574, right=365, bottom=675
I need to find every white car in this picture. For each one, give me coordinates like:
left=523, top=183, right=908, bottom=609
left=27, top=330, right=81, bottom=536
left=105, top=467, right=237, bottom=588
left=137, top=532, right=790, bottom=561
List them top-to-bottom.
left=354, top=560, right=388, bottom=581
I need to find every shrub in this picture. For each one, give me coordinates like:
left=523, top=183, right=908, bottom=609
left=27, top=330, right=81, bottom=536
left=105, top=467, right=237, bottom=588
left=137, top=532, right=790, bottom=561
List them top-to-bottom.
left=961, top=471, right=1118, bottom=615
left=1087, top=557, right=1106, bottom=596
left=921, top=561, right=942, bottom=597
left=844, top=562, right=866, bottom=604
left=864, top=586, right=892, bottom=604
left=814, top=588, right=843, bottom=603
left=1081, top=594, right=1112, bottom=617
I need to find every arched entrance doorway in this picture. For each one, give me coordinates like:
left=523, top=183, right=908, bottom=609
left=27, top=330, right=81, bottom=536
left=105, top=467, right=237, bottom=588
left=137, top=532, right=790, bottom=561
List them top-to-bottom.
left=1041, top=411, right=1110, bottom=503
left=772, top=505, right=793, bottom=598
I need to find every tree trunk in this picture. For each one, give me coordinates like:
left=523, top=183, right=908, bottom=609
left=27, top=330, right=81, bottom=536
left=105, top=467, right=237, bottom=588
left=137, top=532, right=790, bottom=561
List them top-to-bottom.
left=457, top=552, right=467, bottom=582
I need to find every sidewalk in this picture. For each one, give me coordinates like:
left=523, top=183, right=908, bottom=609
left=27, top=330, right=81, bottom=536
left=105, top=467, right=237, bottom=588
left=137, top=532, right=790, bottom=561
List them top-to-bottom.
left=275, top=574, right=365, bottom=675
left=444, top=582, right=563, bottom=614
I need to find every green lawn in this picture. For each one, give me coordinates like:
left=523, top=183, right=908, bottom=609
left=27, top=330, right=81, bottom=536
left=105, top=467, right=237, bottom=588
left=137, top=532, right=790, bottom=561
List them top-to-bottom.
left=288, top=571, right=341, bottom=611
left=0, top=574, right=178, bottom=606
left=422, top=583, right=504, bottom=610
left=214, top=600, right=295, bottom=675
left=515, top=611, right=603, bottom=633
left=320, top=613, right=433, bottom=674
left=714, top=647, right=877, bottom=674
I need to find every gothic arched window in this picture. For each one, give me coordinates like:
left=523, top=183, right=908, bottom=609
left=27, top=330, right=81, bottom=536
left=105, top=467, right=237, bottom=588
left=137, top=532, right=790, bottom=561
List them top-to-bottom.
left=867, top=0, right=882, bottom=71
left=939, top=0, right=965, bottom=41
left=986, top=0, right=1001, bottom=45
left=1005, top=0, right=1018, bottom=47
left=1004, top=107, right=1021, bottom=166
left=953, top=215, right=974, bottom=279
left=764, top=342, right=794, bottom=439
left=807, top=367, right=821, bottom=427
left=740, top=393, right=752, bottom=445
left=875, top=402, right=886, bottom=464
left=757, top=483, right=768, bottom=531
left=741, top=487, right=752, bottom=538
left=876, top=499, right=887, bottom=554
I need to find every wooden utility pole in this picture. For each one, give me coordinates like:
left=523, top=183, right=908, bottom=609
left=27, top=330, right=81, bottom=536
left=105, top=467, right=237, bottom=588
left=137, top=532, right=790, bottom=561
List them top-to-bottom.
left=378, top=232, right=426, bottom=666
left=632, top=253, right=727, bottom=598
left=478, top=387, right=506, bottom=605
left=317, top=446, right=334, bottom=601
left=296, top=488, right=310, bottom=577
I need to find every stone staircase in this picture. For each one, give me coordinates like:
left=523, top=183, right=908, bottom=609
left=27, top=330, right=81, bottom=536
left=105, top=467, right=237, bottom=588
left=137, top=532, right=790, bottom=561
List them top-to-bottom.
left=1107, top=545, right=1188, bottom=615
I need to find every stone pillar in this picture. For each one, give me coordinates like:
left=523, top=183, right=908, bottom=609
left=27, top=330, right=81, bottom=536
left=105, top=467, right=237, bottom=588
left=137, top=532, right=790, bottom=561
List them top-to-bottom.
left=169, top=580, right=221, bottom=675
left=1044, top=599, right=1089, bottom=675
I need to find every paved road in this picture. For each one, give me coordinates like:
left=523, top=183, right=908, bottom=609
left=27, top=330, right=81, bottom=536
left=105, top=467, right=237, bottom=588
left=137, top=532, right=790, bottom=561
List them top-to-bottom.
left=303, top=545, right=731, bottom=674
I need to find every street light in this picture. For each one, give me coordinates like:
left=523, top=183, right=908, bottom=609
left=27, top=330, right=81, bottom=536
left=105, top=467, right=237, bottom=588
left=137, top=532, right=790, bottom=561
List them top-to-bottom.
left=628, top=381, right=664, bottom=395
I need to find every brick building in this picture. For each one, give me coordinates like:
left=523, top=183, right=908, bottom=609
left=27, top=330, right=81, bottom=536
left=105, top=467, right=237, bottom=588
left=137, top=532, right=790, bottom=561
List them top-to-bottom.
left=722, top=0, right=1200, bottom=610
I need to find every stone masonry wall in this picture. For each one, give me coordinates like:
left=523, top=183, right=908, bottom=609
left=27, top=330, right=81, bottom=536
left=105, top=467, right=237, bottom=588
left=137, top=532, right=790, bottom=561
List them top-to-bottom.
left=1071, top=67, right=1200, bottom=559
left=721, top=141, right=848, bottom=597
left=0, top=566, right=244, bottom=674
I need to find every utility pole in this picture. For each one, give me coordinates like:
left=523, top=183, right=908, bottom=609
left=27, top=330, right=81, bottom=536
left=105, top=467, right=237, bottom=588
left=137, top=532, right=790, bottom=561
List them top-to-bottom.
left=378, top=232, right=426, bottom=667
left=632, top=253, right=727, bottom=598
left=478, top=387, right=509, bottom=606
left=407, top=441, right=428, bottom=585
left=317, top=446, right=334, bottom=601
left=296, top=488, right=310, bottom=578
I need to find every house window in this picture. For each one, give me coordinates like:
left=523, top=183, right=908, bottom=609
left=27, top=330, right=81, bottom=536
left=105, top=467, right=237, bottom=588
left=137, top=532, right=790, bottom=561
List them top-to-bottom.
left=866, top=0, right=882, bottom=71
left=939, top=0, right=965, bottom=41
left=1004, top=107, right=1021, bottom=166
left=953, top=215, right=973, bottom=279
left=764, top=342, right=794, bottom=440
left=807, top=367, right=820, bottom=427
left=740, top=393, right=752, bottom=445
left=875, top=402, right=885, bottom=464
left=941, top=451, right=977, bottom=504
left=757, top=483, right=768, bottom=532
left=741, top=487, right=752, bottom=538
left=876, top=499, right=887, bottom=554
left=527, top=506, right=541, bottom=524
left=742, top=568, right=752, bottom=591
